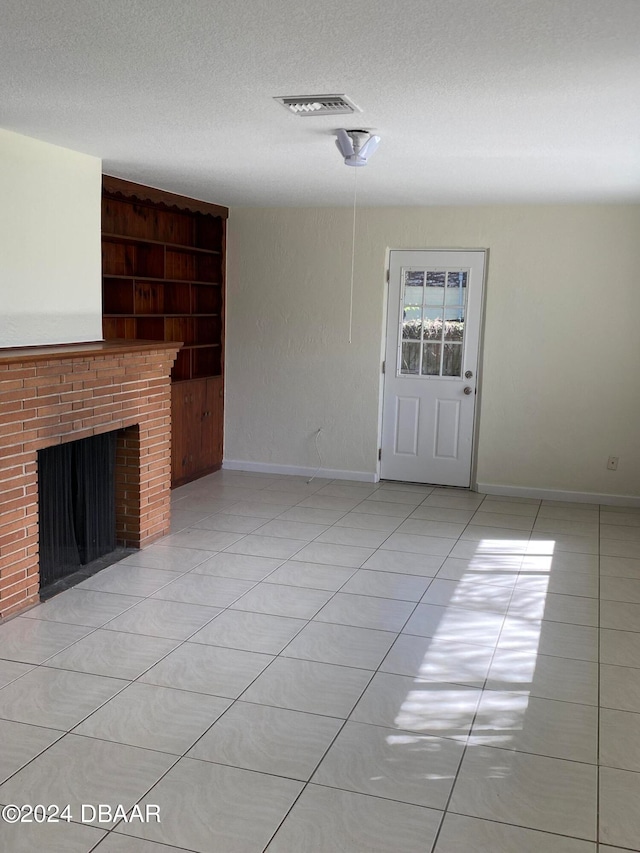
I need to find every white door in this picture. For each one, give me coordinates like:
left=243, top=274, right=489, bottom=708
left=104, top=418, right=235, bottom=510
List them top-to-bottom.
left=381, top=250, right=485, bottom=486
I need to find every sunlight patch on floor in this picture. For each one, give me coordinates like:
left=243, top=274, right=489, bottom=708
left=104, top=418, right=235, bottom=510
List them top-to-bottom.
left=392, top=537, right=555, bottom=748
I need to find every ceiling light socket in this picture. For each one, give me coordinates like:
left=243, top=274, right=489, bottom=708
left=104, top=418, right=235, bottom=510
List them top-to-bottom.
left=335, top=128, right=381, bottom=167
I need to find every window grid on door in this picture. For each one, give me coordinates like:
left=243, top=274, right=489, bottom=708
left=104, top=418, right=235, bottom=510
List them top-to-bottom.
left=398, top=267, right=468, bottom=378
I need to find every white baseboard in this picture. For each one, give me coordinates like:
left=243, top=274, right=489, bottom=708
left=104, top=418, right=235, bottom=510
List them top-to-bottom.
left=223, top=459, right=379, bottom=483
left=221, top=465, right=638, bottom=503
left=476, top=482, right=640, bottom=508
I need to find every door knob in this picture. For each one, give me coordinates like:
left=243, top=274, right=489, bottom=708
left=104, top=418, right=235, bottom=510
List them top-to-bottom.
left=465, top=370, right=473, bottom=379
left=463, top=386, right=473, bottom=395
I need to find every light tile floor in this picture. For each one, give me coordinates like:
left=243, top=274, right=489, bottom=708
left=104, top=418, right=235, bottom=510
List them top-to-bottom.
left=1, top=470, right=640, bottom=851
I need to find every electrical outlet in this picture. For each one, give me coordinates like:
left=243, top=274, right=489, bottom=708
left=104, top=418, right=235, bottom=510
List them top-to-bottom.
left=607, top=456, right=619, bottom=471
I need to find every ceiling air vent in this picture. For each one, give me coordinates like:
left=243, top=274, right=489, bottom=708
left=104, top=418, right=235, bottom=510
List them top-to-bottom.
left=274, top=94, right=361, bottom=117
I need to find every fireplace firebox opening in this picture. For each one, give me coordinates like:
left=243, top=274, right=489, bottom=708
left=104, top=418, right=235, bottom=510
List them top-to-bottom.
left=38, top=430, right=119, bottom=595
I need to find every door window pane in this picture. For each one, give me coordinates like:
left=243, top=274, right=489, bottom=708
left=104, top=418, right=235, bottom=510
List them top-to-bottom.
left=404, top=270, right=425, bottom=287
left=402, top=271, right=423, bottom=340
left=425, top=271, right=446, bottom=304
left=445, top=271, right=467, bottom=303
left=404, top=286, right=424, bottom=309
left=404, top=290, right=423, bottom=309
left=402, top=297, right=422, bottom=340
left=444, top=306, right=464, bottom=341
left=423, top=307, right=443, bottom=340
left=402, top=315, right=422, bottom=339
left=401, top=342, right=421, bottom=374
left=422, top=343, right=441, bottom=376
left=442, top=343, right=462, bottom=376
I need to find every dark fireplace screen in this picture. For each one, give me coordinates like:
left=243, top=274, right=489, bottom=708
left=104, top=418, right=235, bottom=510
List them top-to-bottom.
left=38, top=432, right=117, bottom=588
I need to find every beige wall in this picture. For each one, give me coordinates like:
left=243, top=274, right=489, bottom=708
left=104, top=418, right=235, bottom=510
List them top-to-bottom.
left=0, top=128, right=102, bottom=347
left=226, top=204, right=640, bottom=499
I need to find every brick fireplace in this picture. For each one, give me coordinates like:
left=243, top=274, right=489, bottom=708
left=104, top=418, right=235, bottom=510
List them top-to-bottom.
left=0, top=340, right=179, bottom=620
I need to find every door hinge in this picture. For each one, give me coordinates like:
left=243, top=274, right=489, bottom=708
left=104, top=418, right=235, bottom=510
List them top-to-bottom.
left=386, top=269, right=390, bottom=282
left=382, top=360, right=385, bottom=374
left=378, top=448, right=382, bottom=461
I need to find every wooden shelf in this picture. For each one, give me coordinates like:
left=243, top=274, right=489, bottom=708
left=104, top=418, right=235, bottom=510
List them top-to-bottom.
left=101, top=175, right=227, bottom=487
left=102, top=232, right=221, bottom=255
left=101, top=275, right=223, bottom=286
left=103, top=313, right=220, bottom=319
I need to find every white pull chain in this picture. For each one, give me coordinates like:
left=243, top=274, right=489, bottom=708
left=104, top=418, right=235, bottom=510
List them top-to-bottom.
left=348, top=166, right=358, bottom=344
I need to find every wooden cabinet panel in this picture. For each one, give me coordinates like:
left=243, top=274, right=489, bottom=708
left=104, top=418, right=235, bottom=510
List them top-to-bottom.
left=203, top=377, right=224, bottom=471
left=171, top=378, right=223, bottom=486
left=172, top=382, right=193, bottom=485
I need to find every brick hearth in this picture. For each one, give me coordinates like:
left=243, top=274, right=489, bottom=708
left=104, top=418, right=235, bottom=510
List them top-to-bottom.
left=0, top=340, right=179, bottom=620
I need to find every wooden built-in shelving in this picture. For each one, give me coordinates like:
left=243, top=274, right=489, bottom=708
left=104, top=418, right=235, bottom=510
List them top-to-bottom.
left=101, top=175, right=228, bottom=486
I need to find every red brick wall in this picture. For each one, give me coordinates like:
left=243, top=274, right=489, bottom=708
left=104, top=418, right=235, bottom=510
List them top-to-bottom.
left=0, top=342, right=179, bottom=620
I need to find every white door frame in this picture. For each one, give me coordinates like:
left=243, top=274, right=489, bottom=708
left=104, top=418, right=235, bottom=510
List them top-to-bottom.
left=377, top=247, right=488, bottom=488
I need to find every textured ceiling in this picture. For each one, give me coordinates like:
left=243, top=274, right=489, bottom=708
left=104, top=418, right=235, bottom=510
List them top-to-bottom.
left=2, top=0, right=639, bottom=206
